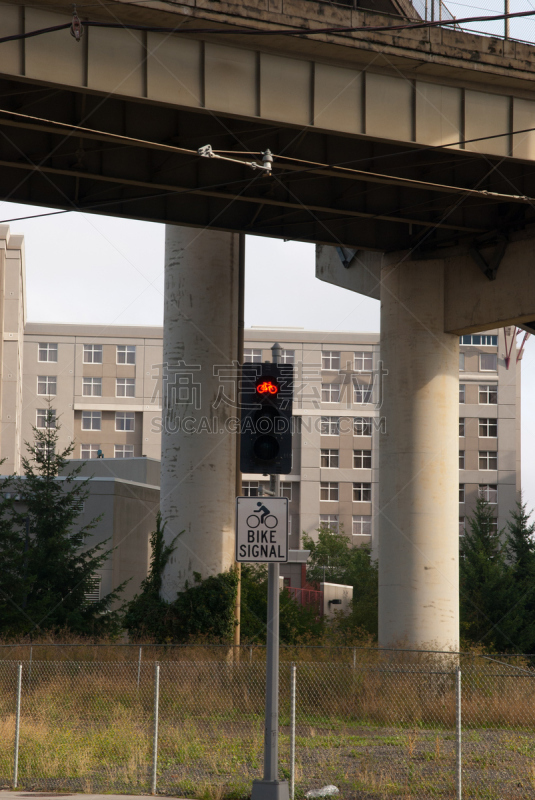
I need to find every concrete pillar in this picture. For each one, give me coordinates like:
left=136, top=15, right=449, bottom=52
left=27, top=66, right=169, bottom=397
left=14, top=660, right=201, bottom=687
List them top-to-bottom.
left=160, top=226, right=240, bottom=601
left=379, top=254, right=459, bottom=651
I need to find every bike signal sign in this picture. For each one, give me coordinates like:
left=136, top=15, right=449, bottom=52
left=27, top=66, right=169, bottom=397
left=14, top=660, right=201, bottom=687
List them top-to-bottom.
left=236, top=496, right=289, bottom=563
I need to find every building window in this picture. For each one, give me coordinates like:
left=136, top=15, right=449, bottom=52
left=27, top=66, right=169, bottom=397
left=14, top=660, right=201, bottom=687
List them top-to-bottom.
left=460, top=334, right=498, bottom=346
left=38, top=343, right=57, bottom=362
left=83, top=344, right=103, bottom=364
left=117, top=345, right=136, bottom=364
left=244, top=349, right=262, bottom=363
left=281, top=349, right=295, bottom=364
left=322, top=351, right=340, bottom=370
left=354, top=351, right=373, bottom=371
left=459, top=353, right=465, bottom=371
left=480, top=353, right=497, bottom=372
left=37, top=376, right=57, bottom=396
left=83, top=377, right=102, bottom=397
left=116, top=378, right=135, bottom=397
left=322, top=383, right=340, bottom=403
left=354, top=384, right=372, bottom=404
left=459, top=384, right=465, bottom=403
left=479, top=384, right=498, bottom=404
left=36, top=409, right=56, bottom=428
left=82, top=411, right=101, bottom=431
left=115, top=411, right=135, bottom=431
left=321, top=416, right=340, bottom=435
left=354, top=417, right=373, bottom=436
left=459, top=418, right=465, bottom=437
left=479, top=418, right=498, bottom=437
left=36, top=442, right=54, bottom=459
left=81, top=444, right=100, bottom=459
left=115, top=444, right=134, bottom=458
left=321, top=449, right=339, bottom=468
left=353, top=450, right=372, bottom=469
left=459, top=450, right=465, bottom=469
left=479, top=451, right=498, bottom=470
left=243, top=481, right=259, bottom=497
left=281, top=482, right=292, bottom=500
left=320, top=482, right=338, bottom=501
left=353, top=482, right=371, bottom=502
left=459, top=484, right=465, bottom=503
left=479, top=484, right=498, bottom=504
left=319, top=514, right=338, bottom=532
left=352, top=515, right=372, bottom=536
left=459, top=517, right=465, bottom=536
left=489, top=518, right=498, bottom=534
left=85, top=576, right=101, bottom=604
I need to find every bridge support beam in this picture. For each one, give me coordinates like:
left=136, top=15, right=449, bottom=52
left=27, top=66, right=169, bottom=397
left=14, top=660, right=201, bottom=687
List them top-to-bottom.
left=160, top=225, right=240, bottom=601
left=378, top=254, right=460, bottom=651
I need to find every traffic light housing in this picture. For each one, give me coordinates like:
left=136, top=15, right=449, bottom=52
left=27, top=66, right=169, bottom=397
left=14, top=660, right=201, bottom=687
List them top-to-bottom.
left=240, top=362, right=293, bottom=475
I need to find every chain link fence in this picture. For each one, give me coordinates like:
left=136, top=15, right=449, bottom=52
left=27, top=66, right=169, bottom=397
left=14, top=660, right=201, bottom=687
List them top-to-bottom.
left=1, top=657, right=535, bottom=798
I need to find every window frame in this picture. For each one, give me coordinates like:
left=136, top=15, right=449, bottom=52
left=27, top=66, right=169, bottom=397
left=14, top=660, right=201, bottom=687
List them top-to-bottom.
left=38, top=342, right=58, bottom=362
left=83, top=344, right=103, bottom=364
left=116, top=344, right=136, bottom=365
left=244, top=348, right=262, bottom=363
left=280, top=349, right=295, bottom=365
left=322, top=351, right=341, bottom=370
left=354, top=351, right=373, bottom=371
left=480, top=353, right=498, bottom=372
left=37, top=375, right=57, bottom=396
left=82, top=377, right=102, bottom=397
left=116, top=377, right=135, bottom=398
left=321, top=383, right=341, bottom=403
left=354, top=384, right=373, bottom=404
left=459, top=384, right=465, bottom=404
left=479, top=384, right=498, bottom=404
left=36, top=408, right=56, bottom=429
left=82, top=410, right=102, bottom=431
left=115, top=411, right=135, bottom=431
left=320, top=416, right=340, bottom=436
left=354, top=417, right=373, bottom=436
left=459, top=418, right=465, bottom=437
left=479, top=418, right=498, bottom=437
left=81, top=443, right=100, bottom=459
left=114, top=444, right=134, bottom=458
left=320, top=449, right=339, bottom=469
left=353, top=449, right=372, bottom=469
left=459, top=450, right=465, bottom=469
left=479, top=450, right=498, bottom=470
left=243, top=481, right=259, bottom=497
left=320, top=481, right=339, bottom=501
left=281, top=482, right=292, bottom=500
left=353, top=482, right=372, bottom=502
left=459, top=484, right=465, bottom=503
left=479, top=484, right=498, bottom=504
left=319, top=514, right=339, bottom=532
left=352, top=515, right=372, bottom=536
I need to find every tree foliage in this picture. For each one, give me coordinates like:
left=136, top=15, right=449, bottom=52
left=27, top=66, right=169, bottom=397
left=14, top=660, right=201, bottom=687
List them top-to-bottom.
left=0, top=411, right=125, bottom=637
left=459, top=497, right=535, bottom=653
left=302, top=525, right=378, bottom=638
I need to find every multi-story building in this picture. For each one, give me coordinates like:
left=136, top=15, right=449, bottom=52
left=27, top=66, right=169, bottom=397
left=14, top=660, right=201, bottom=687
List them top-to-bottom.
left=15, top=322, right=521, bottom=551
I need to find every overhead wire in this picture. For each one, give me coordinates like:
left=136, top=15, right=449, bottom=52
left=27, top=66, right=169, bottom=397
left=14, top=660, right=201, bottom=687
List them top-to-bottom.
left=1, top=7, right=535, bottom=44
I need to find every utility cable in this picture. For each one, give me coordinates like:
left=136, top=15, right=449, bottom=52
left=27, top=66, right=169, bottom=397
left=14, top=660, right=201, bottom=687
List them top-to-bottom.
left=1, top=8, right=535, bottom=45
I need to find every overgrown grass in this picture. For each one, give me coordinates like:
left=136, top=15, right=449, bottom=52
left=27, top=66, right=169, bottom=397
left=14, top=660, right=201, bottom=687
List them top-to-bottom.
left=1, top=660, right=535, bottom=798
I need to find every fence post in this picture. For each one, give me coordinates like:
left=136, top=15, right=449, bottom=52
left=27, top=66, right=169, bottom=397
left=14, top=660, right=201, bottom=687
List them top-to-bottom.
left=28, top=646, right=32, bottom=692
left=137, top=646, right=142, bottom=690
left=249, top=646, right=253, bottom=664
left=352, top=648, right=356, bottom=669
left=13, top=662, right=22, bottom=789
left=151, top=663, right=160, bottom=795
left=290, top=663, right=296, bottom=800
left=455, top=664, right=461, bottom=800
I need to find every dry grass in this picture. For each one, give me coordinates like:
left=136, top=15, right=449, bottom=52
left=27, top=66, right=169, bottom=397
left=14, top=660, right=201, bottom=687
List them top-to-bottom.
left=0, top=659, right=535, bottom=798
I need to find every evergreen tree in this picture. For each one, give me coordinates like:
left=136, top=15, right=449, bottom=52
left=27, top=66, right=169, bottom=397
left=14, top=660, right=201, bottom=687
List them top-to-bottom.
left=1, top=410, right=126, bottom=637
left=0, top=474, right=32, bottom=632
left=460, top=497, right=527, bottom=652
left=504, top=499, right=535, bottom=652
left=302, top=524, right=378, bottom=638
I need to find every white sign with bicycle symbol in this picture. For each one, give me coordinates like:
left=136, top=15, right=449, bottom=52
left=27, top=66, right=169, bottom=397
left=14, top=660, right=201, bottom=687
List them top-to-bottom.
left=235, top=496, right=288, bottom=562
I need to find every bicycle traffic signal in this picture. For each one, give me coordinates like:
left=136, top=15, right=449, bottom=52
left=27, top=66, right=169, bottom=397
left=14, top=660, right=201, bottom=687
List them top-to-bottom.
left=240, top=362, right=293, bottom=475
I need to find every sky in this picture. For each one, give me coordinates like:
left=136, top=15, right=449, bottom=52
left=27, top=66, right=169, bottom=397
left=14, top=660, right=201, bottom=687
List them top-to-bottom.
left=1, top=199, right=533, bottom=514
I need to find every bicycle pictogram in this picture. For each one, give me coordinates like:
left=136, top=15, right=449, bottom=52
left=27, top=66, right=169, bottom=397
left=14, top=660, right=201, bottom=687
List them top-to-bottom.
left=246, top=501, right=278, bottom=529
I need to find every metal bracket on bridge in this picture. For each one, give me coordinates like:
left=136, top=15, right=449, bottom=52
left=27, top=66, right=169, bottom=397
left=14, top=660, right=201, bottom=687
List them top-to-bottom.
left=198, top=144, right=273, bottom=175
left=470, top=236, right=508, bottom=281
left=335, top=246, right=358, bottom=269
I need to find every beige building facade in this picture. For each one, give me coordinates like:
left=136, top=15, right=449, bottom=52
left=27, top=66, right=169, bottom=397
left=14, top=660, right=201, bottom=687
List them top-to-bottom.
left=11, top=318, right=522, bottom=553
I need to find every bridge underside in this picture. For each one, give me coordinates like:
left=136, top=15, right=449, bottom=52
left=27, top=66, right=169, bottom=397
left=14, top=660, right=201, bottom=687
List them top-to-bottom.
left=0, top=75, right=534, bottom=253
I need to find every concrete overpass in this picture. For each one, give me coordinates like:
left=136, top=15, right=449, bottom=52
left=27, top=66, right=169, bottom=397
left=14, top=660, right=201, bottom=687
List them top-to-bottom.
left=1, top=0, right=535, bottom=649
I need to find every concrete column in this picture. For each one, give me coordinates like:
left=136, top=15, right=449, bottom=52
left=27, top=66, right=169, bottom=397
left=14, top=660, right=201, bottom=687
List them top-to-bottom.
left=160, top=225, right=240, bottom=601
left=379, top=254, right=459, bottom=651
